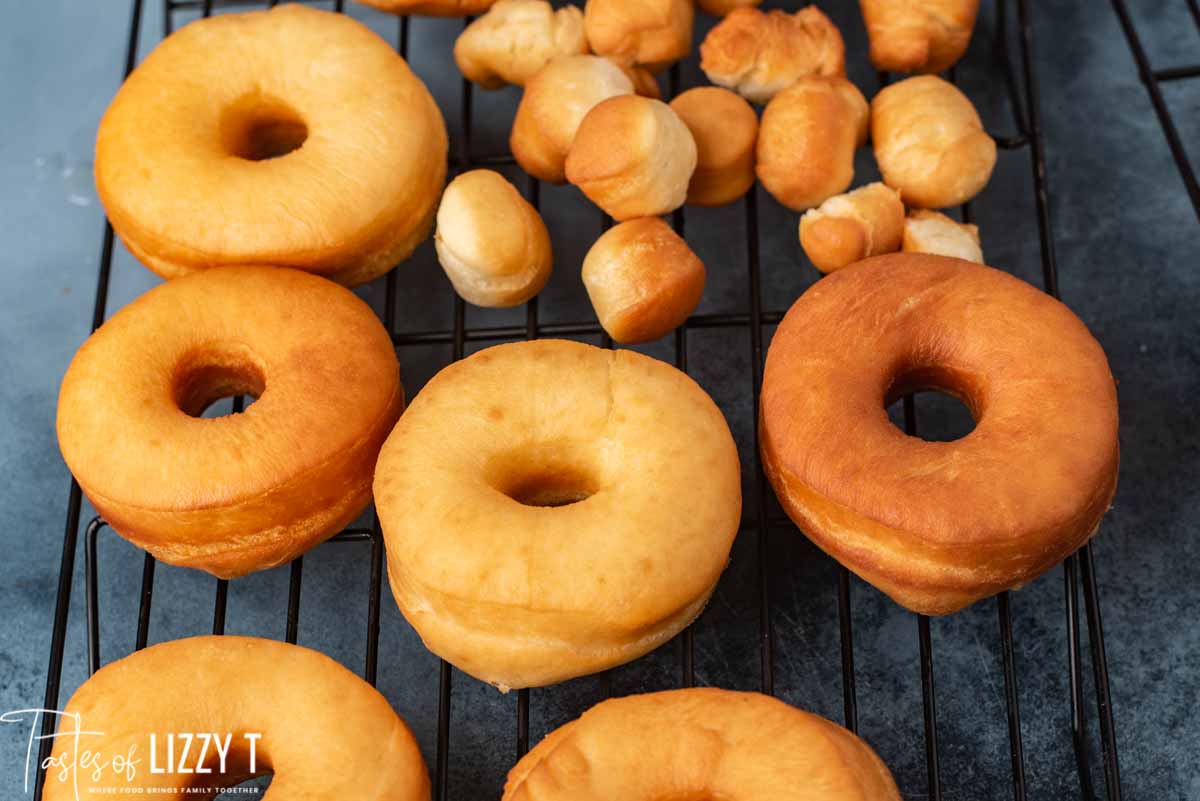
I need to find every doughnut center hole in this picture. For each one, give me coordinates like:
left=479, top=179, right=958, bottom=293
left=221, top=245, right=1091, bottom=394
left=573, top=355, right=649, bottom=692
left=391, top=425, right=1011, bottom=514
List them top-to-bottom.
left=220, top=93, right=308, bottom=161
left=173, top=344, right=266, bottom=418
left=885, top=367, right=979, bottom=442
left=487, top=444, right=600, bottom=508
left=505, top=469, right=597, bottom=507
left=185, top=738, right=272, bottom=798
left=212, top=774, right=272, bottom=799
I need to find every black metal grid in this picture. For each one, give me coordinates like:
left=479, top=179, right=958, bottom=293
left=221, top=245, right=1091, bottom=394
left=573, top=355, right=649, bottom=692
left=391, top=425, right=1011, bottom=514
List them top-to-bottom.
left=1110, top=0, right=1200, bottom=221
left=33, top=1, right=1123, bottom=799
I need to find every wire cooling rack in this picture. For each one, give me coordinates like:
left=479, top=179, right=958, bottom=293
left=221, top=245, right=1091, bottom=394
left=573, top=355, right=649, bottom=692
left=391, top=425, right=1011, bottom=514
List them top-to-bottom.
left=1110, top=0, right=1200, bottom=222
left=34, top=1, right=1122, bottom=799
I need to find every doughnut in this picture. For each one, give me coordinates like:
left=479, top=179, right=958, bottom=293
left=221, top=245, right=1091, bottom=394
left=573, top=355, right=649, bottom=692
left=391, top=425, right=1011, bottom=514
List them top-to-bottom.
left=356, top=0, right=497, bottom=16
left=454, top=0, right=588, bottom=89
left=583, top=0, right=694, bottom=73
left=697, top=0, right=762, bottom=16
left=861, top=0, right=980, bottom=74
left=94, top=5, right=447, bottom=287
left=700, top=7, right=845, bottom=104
left=511, top=55, right=634, bottom=184
left=871, top=75, right=996, bottom=209
left=756, top=76, right=868, bottom=211
left=669, top=87, right=759, bottom=207
left=565, top=95, right=697, bottom=220
left=434, top=169, right=553, bottom=307
left=799, top=182, right=905, bottom=273
left=903, top=209, right=983, bottom=263
left=582, top=217, right=706, bottom=344
left=760, top=254, right=1119, bottom=615
left=56, top=266, right=403, bottom=579
left=374, top=340, right=741, bottom=690
left=41, top=636, right=428, bottom=801
left=504, top=688, right=901, bottom=800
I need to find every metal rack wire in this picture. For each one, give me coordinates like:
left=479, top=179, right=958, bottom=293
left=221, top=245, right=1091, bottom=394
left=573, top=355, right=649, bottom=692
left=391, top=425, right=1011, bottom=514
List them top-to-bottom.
left=1110, top=0, right=1200, bottom=221
left=33, top=1, right=1123, bottom=799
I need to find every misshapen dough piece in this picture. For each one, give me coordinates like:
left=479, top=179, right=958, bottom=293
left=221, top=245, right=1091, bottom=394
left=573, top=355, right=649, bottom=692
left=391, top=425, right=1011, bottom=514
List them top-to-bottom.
left=454, top=0, right=587, bottom=89
left=584, top=0, right=694, bottom=73
left=861, top=0, right=980, bottom=73
left=700, top=6, right=845, bottom=104
left=510, top=55, right=635, bottom=183
left=871, top=75, right=996, bottom=208
left=756, top=76, right=868, bottom=211
left=566, top=94, right=698, bottom=220
left=435, top=170, right=553, bottom=307
left=799, top=182, right=905, bottom=273
left=903, top=209, right=983, bottom=262
left=583, top=217, right=706, bottom=344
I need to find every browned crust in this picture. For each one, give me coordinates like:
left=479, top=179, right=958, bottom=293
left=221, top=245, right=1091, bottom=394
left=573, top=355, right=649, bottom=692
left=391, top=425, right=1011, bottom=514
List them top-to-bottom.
left=759, top=254, right=1119, bottom=614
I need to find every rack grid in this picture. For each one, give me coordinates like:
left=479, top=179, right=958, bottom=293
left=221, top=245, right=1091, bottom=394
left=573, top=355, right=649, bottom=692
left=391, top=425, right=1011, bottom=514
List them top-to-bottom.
left=1110, top=0, right=1200, bottom=221
left=33, top=1, right=1122, bottom=799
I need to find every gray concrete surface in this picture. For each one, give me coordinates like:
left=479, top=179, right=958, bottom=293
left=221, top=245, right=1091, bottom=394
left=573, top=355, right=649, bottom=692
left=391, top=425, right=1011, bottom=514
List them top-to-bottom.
left=1, top=0, right=1197, bottom=799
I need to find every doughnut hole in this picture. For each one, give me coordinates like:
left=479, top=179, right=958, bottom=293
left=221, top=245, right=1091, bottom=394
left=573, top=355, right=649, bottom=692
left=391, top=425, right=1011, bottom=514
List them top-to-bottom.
left=219, top=93, right=308, bottom=161
left=172, top=343, right=266, bottom=418
left=884, top=363, right=983, bottom=443
left=485, top=441, right=604, bottom=507
left=185, top=736, right=272, bottom=796
left=213, top=777, right=272, bottom=800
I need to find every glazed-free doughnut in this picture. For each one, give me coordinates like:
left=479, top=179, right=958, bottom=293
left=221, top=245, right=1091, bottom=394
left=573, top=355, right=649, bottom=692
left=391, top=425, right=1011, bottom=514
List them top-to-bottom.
left=356, top=0, right=496, bottom=16
left=454, top=0, right=588, bottom=89
left=584, top=0, right=694, bottom=73
left=697, top=0, right=762, bottom=16
left=861, top=0, right=980, bottom=74
left=95, top=5, right=447, bottom=287
left=700, top=7, right=845, bottom=104
left=511, top=55, right=634, bottom=183
left=871, top=75, right=996, bottom=209
left=756, top=76, right=869, bottom=211
left=669, top=87, right=759, bottom=207
left=565, top=95, right=697, bottom=220
left=435, top=169, right=552, bottom=307
left=799, top=182, right=904, bottom=273
left=903, top=209, right=983, bottom=263
left=582, top=217, right=706, bottom=344
left=760, top=254, right=1119, bottom=615
left=57, top=266, right=403, bottom=579
left=374, top=340, right=741, bottom=690
left=42, top=637, right=428, bottom=801
left=504, top=689, right=901, bottom=801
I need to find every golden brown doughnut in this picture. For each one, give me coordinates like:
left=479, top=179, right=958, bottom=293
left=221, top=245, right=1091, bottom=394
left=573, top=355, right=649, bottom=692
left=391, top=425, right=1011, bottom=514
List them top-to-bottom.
left=356, top=0, right=496, bottom=16
left=454, top=0, right=587, bottom=89
left=583, top=0, right=694, bottom=73
left=697, top=0, right=762, bottom=16
left=861, top=0, right=980, bottom=73
left=95, top=5, right=447, bottom=287
left=700, top=6, right=845, bottom=104
left=511, top=55, right=635, bottom=184
left=871, top=75, right=996, bottom=208
left=756, top=76, right=868, bottom=211
left=669, top=87, right=759, bottom=207
left=566, top=94, right=697, bottom=220
left=435, top=169, right=552, bottom=307
left=799, top=182, right=904, bottom=273
left=903, top=209, right=983, bottom=262
left=582, top=217, right=706, bottom=344
left=760, top=254, right=1119, bottom=615
left=57, top=266, right=403, bottom=579
left=374, top=340, right=741, bottom=690
left=42, top=637, right=428, bottom=801
left=504, top=689, right=901, bottom=801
